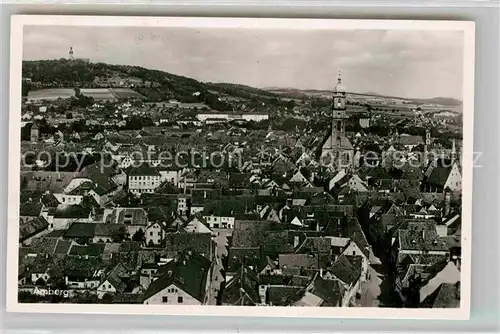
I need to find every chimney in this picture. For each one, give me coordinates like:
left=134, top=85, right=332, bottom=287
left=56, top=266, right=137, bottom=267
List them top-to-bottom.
left=444, top=190, right=451, bottom=217
left=319, top=268, right=323, bottom=278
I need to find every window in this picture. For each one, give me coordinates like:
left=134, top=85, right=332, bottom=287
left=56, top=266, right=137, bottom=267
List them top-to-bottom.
left=150, top=232, right=153, bottom=236
left=158, top=232, right=161, bottom=236
left=162, top=296, right=168, bottom=303
left=178, top=296, right=183, bottom=303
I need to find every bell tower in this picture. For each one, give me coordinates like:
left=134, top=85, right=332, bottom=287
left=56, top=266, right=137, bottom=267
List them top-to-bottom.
left=319, top=71, right=353, bottom=169
left=331, top=71, right=348, bottom=148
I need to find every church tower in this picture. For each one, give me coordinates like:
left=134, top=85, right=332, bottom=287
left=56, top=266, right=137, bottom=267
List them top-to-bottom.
left=69, top=46, right=74, bottom=60
left=319, top=71, right=354, bottom=169
left=331, top=71, right=348, bottom=144
left=30, top=123, right=39, bottom=142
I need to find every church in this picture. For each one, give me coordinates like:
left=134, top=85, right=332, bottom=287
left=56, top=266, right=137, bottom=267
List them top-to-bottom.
left=317, top=72, right=354, bottom=169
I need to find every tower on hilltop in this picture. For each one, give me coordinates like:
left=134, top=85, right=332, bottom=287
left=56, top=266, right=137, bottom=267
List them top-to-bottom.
left=69, top=46, right=74, bottom=60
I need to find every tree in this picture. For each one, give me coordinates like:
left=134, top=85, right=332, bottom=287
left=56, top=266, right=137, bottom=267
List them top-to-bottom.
left=22, top=80, right=31, bottom=97
left=112, top=225, right=129, bottom=243
left=132, top=228, right=146, bottom=242
left=101, top=293, right=114, bottom=304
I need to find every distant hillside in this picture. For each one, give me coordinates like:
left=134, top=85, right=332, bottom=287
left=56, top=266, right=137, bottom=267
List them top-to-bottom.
left=22, top=59, right=289, bottom=111
left=205, top=82, right=278, bottom=100
left=267, top=87, right=462, bottom=106
left=411, top=97, right=462, bottom=106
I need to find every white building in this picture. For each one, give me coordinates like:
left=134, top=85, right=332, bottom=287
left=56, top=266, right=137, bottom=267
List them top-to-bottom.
left=128, top=164, right=161, bottom=195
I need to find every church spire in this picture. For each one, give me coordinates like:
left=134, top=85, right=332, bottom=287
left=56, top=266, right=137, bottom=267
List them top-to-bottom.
left=451, top=138, right=457, bottom=164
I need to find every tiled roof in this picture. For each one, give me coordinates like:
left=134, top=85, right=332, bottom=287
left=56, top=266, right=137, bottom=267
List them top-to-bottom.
left=127, top=164, right=160, bottom=177
left=427, top=166, right=451, bottom=187
left=20, top=202, right=43, bottom=217
left=53, top=204, right=91, bottom=219
left=19, top=216, right=49, bottom=241
left=163, top=232, right=212, bottom=258
left=29, top=236, right=58, bottom=255
left=54, top=239, right=73, bottom=255
left=144, top=250, right=210, bottom=302
left=279, top=253, right=319, bottom=270
left=328, top=254, right=362, bottom=286
left=222, top=266, right=260, bottom=306
left=309, top=274, right=343, bottom=306
left=421, top=282, right=460, bottom=308
left=266, top=286, right=305, bottom=306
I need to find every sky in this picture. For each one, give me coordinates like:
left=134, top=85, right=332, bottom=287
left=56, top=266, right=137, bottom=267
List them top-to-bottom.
left=23, top=25, right=464, bottom=100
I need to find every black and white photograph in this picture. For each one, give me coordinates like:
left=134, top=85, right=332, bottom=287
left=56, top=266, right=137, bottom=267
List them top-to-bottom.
left=7, top=16, right=474, bottom=319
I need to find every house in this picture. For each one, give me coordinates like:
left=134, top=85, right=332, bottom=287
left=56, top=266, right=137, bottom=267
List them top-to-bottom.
left=424, top=162, right=461, bottom=192
left=72, top=163, right=122, bottom=206
left=128, top=164, right=161, bottom=195
left=19, top=201, right=43, bottom=225
left=52, top=204, right=93, bottom=230
left=103, top=207, right=148, bottom=236
left=19, top=216, right=49, bottom=246
left=184, top=217, right=212, bottom=234
left=145, top=221, right=168, bottom=245
left=392, top=221, right=450, bottom=263
left=163, top=232, right=213, bottom=260
left=143, top=251, right=212, bottom=305
left=324, top=254, right=364, bottom=306
left=64, top=257, right=103, bottom=289
left=419, top=261, right=461, bottom=304
left=221, top=265, right=260, bottom=306
left=293, top=273, right=343, bottom=307
left=97, top=274, right=128, bottom=299
left=420, top=282, right=460, bottom=308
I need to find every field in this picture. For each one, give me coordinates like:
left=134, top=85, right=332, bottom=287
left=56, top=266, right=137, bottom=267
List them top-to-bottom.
left=27, top=88, right=144, bottom=102
left=80, top=88, right=117, bottom=101
left=109, top=88, right=145, bottom=99
left=27, top=89, right=75, bottom=102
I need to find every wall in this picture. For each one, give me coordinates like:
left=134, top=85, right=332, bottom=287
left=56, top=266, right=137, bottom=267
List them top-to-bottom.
left=128, top=175, right=161, bottom=195
left=54, top=193, right=83, bottom=205
left=203, top=215, right=235, bottom=229
left=146, top=223, right=165, bottom=245
left=143, top=284, right=201, bottom=305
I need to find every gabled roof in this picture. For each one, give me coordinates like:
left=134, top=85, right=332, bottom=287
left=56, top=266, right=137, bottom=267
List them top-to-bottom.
left=127, top=163, right=160, bottom=177
left=20, top=202, right=43, bottom=217
left=53, top=204, right=91, bottom=219
left=19, top=216, right=49, bottom=241
left=163, top=232, right=212, bottom=258
left=144, top=251, right=211, bottom=302
left=328, top=254, right=363, bottom=286
left=222, top=266, right=260, bottom=306
left=309, top=274, right=343, bottom=306
left=421, top=282, right=460, bottom=308
left=266, top=286, right=305, bottom=306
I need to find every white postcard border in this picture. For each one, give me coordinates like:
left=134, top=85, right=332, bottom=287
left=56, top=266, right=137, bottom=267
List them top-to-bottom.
left=7, top=15, right=475, bottom=320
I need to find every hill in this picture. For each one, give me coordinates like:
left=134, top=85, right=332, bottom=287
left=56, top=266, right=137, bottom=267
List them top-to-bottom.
left=23, top=59, right=277, bottom=111
left=266, top=87, right=462, bottom=107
